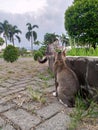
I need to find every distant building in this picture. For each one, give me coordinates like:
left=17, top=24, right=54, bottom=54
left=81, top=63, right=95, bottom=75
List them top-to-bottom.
left=0, top=43, right=6, bottom=52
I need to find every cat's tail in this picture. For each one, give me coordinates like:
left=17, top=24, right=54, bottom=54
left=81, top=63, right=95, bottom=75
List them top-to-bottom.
left=38, top=57, right=47, bottom=64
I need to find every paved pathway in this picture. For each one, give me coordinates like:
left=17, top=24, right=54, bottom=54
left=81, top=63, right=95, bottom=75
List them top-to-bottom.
left=0, top=58, right=98, bottom=130
left=0, top=58, right=71, bottom=130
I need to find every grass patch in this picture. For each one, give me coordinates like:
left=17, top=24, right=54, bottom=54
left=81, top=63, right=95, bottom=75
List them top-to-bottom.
left=67, top=47, right=98, bottom=56
left=0, top=52, right=3, bottom=58
left=47, top=68, right=54, bottom=78
left=8, top=70, right=15, bottom=74
left=38, top=72, right=53, bottom=81
left=28, top=86, right=46, bottom=104
left=68, top=94, right=98, bottom=130
left=32, top=109, right=36, bottom=114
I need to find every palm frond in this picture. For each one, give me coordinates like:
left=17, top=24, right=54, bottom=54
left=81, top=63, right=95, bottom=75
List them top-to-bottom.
left=26, top=23, right=32, bottom=30
left=32, top=25, right=39, bottom=29
left=33, top=31, right=37, bottom=41
left=25, top=32, right=31, bottom=41
left=15, top=35, right=21, bottom=43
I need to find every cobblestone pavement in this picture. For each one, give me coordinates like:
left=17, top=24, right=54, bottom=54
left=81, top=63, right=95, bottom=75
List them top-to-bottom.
left=0, top=58, right=98, bottom=130
left=0, top=58, right=71, bottom=130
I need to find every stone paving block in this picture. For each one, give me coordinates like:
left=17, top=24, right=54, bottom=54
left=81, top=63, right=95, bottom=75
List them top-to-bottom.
left=19, top=77, right=32, bottom=81
left=32, top=77, right=45, bottom=82
left=11, top=78, right=21, bottom=81
left=6, top=79, right=16, bottom=84
left=14, top=79, right=31, bottom=85
left=47, top=79, right=55, bottom=87
left=27, top=80, right=40, bottom=86
left=0, top=82, right=13, bottom=88
left=9, top=84, right=27, bottom=90
left=26, top=84, right=41, bottom=91
left=43, top=86, right=55, bottom=93
left=0, top=87, right=7, bottom=94
left=1, top=87, right=25, bottom=97
left=18, top=90, right=30, bottom=97
left=0, top=93, right=19, bottom=104
left=12, top=95, right=30, bottom=107
left=0, top=99, right=6, bottom=104
left=0, top=102, right=15, bottom=112
left=22, top=102, right=39, bottom=111
left=36, top=102, right=64, bottom=119
left=4, top=108, right=41, bottom=130
left=36, top=112, right=70, bottom=130
left=0, top=117, right=4, bottom=126
left=0, top=117, right=15, bottom=130
left=1, top=124, right=15, bottom=130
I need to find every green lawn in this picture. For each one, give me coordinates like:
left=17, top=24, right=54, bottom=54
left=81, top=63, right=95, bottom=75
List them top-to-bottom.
left=67, top=47, right=98, bottom=56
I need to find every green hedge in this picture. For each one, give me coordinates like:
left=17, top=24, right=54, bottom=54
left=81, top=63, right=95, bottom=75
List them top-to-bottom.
left=3, top=45, right=19, bottom=62
left=67, top=47, right=98, bottom=56
left=33, top=50, right=43, bottom=61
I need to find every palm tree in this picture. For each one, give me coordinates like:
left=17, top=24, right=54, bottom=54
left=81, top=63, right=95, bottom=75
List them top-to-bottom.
left=0, top=20, right=10, bottom=47
left=25, top=23, right=39, bottom=52
left=9, top=25, right=22, bottom=46
left=44, top=33, right=59, bottom=45
left=60, top=33, right=69, bottom=47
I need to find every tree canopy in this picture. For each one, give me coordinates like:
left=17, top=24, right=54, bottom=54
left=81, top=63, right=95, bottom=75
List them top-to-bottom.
left=64, top=0, right=98, bottom=49
left=0, top=20, right=9, bottom=46
left=0, top=20, right=22, bottom=47
left=25, top=23, right=39, bottom=51
left=9, top=25, right=22, bottom=46
left=43, top=33, right=58, bottom=45
left=59, top=33, right=69, bottom=47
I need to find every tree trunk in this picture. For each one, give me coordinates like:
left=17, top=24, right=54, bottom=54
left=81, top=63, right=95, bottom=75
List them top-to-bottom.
left=5, top=36, right=7, bottom=47
left=31, top=36, right=34, bottom=55
left=12, top=37, right=14, bottom=46
left=92, top=44, right=96, bottom=50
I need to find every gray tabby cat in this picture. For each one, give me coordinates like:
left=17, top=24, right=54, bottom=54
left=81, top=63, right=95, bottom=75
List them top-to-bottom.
left=53, top=50, right=80, bottom=107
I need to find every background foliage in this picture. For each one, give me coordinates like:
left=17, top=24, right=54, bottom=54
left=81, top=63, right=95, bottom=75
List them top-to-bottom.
left=65, top=0, right=98, bottom=49
left=3, top=45, right=19, bottom=62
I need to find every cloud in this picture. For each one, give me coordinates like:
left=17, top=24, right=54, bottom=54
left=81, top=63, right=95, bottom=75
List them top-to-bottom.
left=0, top=0, right=73, bottom=49
left=0, top=0, right=47, bottom=14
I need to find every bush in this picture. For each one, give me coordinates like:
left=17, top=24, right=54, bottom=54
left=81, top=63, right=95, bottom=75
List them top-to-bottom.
left=0, top=37, right=4, bottom=46
left=3, top=45, right=19, bottom=62
left=39, top=46, right=46, bottom=55
left=33, top=51, right=43, bottom=61
left=0, top=52, right=3, bottom=58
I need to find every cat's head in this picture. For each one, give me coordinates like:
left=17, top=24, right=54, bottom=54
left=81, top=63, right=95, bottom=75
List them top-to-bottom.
left=54, top=49, right=66, bottom=62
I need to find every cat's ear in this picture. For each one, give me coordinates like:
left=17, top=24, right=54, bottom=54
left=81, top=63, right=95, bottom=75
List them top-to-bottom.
left=62, top=49, right=66, bottom=57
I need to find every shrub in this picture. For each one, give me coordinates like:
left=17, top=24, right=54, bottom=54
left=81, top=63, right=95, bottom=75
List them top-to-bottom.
left=0, top=37, right=4, bottom=46
left=3, top=45, right=19, bottom=62
left=39, top=46, right=46, bottom=55
left=33, top=50, right=43, bottom=61
left=0, top=52, right=3, bottom=58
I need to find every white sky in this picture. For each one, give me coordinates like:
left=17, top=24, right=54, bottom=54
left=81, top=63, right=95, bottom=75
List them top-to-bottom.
left=0, top=0, right=47, bottom=14
left=0, top=0, right=73, bottom=49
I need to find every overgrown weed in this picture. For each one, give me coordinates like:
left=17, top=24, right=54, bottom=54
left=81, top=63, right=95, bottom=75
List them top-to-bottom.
left=28, top=86, right=46, bottom=104
left=68, top=94, right=98, bottom=130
